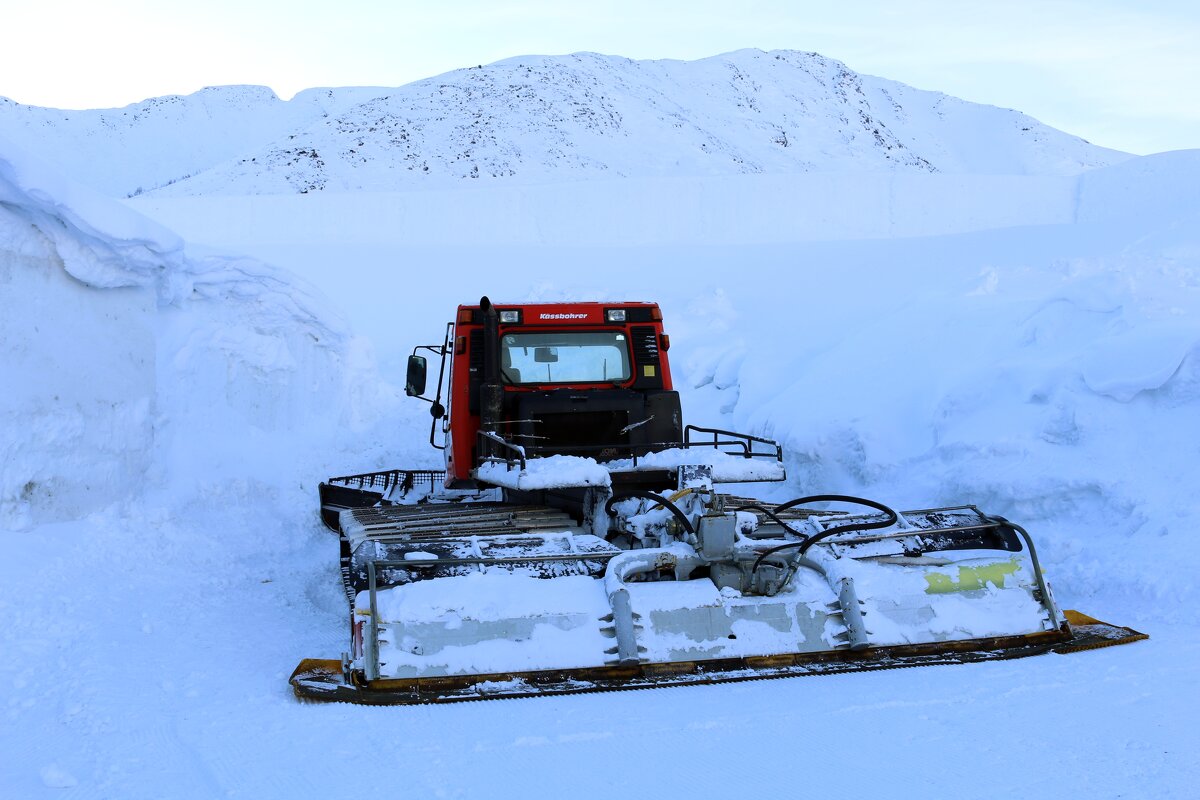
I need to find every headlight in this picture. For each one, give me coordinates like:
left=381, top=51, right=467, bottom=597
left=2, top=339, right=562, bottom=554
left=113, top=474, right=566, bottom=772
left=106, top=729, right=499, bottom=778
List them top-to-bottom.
left=605, top=309, right=626, bottom=322
left=499, top=310, right=521, bottom=323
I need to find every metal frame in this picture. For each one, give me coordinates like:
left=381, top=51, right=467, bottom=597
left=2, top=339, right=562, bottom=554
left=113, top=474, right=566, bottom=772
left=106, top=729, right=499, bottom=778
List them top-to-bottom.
left=405, top=322, right=454, bottom=450
left=474, top=424, right=784, bottom=475
left=684, top=425, right=783, bottom=461
left=477, top=430, right=527, bottom=471
left=324, top=500, right=1113, bottom=699
left=796, top=504, right=1064, bottom=630
left=985, top=516, right=1064, bottom=630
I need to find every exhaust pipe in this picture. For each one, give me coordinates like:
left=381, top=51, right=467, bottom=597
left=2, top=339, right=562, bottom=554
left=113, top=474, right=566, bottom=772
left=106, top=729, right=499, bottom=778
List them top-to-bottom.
left=479, top=296, right=503, bottom=433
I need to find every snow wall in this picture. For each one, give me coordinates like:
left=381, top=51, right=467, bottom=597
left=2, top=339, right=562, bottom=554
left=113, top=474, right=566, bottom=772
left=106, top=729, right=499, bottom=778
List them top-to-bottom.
left=7, top=133, right=1200, bottom=621
left=0, top=142, right=381, bottom=529
left=132, top=149, right=1200, bottom=618
left=714, top=151, right=1200, bottom=611
left=132, top=172, right=1079, bottom=247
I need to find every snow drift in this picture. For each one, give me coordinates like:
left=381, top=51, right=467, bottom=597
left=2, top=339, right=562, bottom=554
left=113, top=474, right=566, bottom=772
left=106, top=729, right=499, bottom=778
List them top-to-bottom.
left=0, top=138, right=374, bottom=528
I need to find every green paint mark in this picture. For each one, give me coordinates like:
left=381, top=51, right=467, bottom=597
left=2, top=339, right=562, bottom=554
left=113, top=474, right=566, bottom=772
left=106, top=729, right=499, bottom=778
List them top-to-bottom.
left=925, top=560, right=1020, bottom=594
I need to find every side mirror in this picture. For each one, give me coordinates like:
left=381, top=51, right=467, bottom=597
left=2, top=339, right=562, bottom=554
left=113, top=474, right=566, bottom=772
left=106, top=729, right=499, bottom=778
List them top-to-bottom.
left=534, top=346, right=559, bottom=363
left=406, top=355, right=428, bottom=397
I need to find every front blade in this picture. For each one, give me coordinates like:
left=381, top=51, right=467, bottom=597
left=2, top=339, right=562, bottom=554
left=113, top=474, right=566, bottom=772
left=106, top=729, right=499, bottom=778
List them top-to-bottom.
left=290, top=612, right=1145, bottom=705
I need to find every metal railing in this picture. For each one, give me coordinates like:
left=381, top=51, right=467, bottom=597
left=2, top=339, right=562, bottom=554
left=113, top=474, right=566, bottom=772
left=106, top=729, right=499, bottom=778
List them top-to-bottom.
left=475, top=425, right=783, bottom=472
left=683, top=425, right=783, bottom=462
left=476, top=430, right=528, bottom=471
left=326, top=469, right=446, bottom=495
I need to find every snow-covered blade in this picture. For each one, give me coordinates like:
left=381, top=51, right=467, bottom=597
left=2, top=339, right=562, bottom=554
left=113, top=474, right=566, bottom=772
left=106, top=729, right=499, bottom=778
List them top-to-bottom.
left=295, top=495, right=1145, bottom=704
left=290, top=613, right=1142, bottom=705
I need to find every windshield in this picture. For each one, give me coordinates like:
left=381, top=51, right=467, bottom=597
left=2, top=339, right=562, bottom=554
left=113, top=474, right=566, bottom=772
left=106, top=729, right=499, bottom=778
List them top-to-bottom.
left=501, top=331, right=631, bottom=384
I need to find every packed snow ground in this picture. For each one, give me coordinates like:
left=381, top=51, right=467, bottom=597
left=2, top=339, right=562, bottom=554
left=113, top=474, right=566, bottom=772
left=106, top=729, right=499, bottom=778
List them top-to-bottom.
left=3, top=87, right=1200, bottom=798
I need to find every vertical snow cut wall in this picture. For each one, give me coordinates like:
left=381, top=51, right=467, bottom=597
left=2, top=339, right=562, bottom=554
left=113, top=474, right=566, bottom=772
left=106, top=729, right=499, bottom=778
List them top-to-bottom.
left=0, top=141, right=359, bottom=528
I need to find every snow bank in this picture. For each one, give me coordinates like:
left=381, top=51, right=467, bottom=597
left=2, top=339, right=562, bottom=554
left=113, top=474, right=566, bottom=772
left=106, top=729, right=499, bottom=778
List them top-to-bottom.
left=0, top=137, right=382, bottom=527
left=704, top=152, right=1200, bottom=612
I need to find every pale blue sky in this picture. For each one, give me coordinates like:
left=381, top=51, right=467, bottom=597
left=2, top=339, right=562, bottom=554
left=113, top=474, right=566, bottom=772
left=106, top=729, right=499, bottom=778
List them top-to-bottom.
left=3, top=0, right=1197, bottom=154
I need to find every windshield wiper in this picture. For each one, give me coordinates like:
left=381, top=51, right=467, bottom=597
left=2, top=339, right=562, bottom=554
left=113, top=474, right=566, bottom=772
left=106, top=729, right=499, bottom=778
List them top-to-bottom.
left=618, top=416, right=655, bottom=437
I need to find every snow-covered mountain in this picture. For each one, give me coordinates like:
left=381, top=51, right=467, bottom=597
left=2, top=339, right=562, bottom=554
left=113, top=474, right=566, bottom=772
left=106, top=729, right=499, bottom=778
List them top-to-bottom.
left=0, top=50, right=1127, bottom=198
left=0, top=85, right=391, bottom=198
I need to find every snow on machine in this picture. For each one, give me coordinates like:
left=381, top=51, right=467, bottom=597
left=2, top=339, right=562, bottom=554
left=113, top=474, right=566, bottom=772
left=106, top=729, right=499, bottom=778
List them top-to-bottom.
left=292, top=297, right=1144, bottom=704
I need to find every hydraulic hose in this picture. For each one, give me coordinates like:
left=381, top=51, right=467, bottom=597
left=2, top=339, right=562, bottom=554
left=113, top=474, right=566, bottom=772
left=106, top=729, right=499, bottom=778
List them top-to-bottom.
left=667, top=487, right=695, bottom=504
left=604, top=491, right=696, bottom=536
left=750, top=495, right=899, bottom=576
left=733, top=503, right=807, bottom=539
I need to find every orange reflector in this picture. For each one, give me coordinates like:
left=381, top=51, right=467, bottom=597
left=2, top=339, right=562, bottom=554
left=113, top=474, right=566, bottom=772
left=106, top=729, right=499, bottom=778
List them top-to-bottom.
left=650, top=307, right=663, bottom=321
left=457, top=309, right=473, bottom=325
left=661, top=334, right=670, bottom=351
left=455, top=336, right=466, bottom=355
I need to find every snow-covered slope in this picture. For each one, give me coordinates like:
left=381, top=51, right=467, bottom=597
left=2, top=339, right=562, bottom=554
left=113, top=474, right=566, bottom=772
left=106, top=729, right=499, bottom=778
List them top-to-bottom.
left=0, top=50, right=1127, bottom=198
left=0, top=85, right=390, bottom=197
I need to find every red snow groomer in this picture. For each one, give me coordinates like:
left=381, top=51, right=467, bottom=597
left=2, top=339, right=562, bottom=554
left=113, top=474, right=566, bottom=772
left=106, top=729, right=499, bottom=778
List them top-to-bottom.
left=293, top=297, right=1144, bottom=705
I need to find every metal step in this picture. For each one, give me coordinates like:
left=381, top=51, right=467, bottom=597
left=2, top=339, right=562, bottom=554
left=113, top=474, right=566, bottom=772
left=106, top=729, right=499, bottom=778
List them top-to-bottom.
left=338, top=499, right=608, bottom=594
left=341, top=504, right=577, bottom=546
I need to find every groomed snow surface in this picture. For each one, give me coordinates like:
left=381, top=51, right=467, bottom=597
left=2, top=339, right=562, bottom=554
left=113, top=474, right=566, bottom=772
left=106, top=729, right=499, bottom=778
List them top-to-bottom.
left=3, top=71, right=1200, bottom=797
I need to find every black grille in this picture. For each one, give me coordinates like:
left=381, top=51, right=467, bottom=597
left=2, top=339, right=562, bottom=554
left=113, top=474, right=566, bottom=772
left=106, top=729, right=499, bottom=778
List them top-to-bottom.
left=631, top=326, right=662, bottom=388
left=631, top=326, right=659, bottom=365
left=530, top=411, right=632, bottom=460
